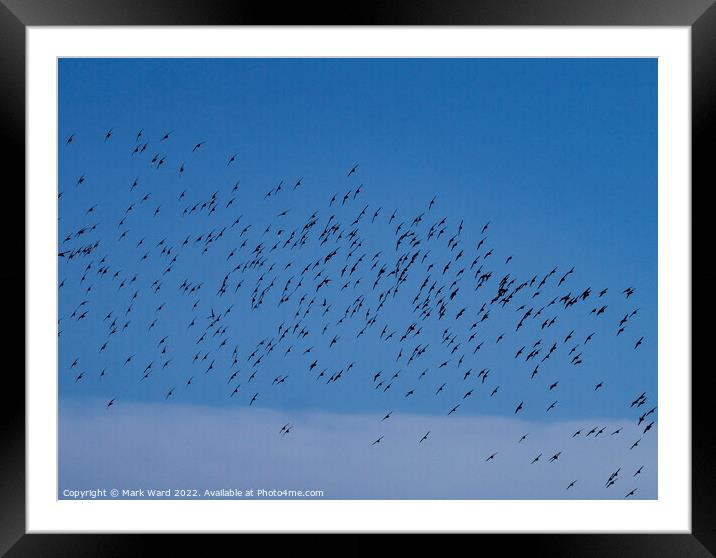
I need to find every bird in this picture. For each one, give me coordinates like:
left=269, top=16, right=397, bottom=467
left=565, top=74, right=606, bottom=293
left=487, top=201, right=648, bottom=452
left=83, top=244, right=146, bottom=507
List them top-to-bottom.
left=57, top=120, right=653, bottom=500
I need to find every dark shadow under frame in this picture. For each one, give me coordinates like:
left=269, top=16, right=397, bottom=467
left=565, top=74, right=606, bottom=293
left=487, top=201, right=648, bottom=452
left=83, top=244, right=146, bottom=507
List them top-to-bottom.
left=0, top=0, right=706, bottom=555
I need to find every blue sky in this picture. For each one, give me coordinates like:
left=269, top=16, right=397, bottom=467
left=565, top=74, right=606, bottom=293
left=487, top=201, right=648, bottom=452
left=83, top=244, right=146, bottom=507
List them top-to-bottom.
left=58, top=58, right=657, bottom=499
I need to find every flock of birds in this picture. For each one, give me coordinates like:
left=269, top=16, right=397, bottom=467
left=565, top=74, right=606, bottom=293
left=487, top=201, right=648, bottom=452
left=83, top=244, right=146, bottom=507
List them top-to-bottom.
left=59, top=128, right=656, bottom=498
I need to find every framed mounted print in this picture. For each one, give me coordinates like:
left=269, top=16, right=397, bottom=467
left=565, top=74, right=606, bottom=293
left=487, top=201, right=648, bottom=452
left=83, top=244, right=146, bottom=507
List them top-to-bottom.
left=3, top=0, right=707, bottom=554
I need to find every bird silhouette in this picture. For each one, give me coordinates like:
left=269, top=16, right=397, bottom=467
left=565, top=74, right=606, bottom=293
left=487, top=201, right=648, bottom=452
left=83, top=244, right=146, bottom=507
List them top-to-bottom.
left=58, top=123, right=653, bottom=500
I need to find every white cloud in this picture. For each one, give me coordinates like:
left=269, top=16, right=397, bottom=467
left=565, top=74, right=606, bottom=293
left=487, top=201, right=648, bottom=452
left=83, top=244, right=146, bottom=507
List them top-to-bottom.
left=59, top=401, right=656, bottom=499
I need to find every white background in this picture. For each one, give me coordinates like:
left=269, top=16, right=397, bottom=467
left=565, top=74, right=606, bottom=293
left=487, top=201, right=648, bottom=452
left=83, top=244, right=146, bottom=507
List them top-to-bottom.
left=26, top=27, right=691, bottom=533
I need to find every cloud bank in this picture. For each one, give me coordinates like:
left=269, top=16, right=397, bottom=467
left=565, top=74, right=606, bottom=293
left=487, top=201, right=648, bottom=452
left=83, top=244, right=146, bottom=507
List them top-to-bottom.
left=59, top=401, right=656, bottom=500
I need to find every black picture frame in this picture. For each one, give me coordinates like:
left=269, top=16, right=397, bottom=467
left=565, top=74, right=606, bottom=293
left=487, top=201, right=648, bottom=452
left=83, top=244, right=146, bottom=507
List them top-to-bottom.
left=1, top=0, right=705, bottom=554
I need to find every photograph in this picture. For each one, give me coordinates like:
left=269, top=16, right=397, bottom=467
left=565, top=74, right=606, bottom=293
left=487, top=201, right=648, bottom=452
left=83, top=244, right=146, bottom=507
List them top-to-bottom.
left=5, top=6, right=704, bottom=549
left=57, top=57, right=658, bottom=501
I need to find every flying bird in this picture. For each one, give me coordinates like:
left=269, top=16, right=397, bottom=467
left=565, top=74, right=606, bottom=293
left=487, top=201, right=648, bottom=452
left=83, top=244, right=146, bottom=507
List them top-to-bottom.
left=57, top=121, right=653, bottom=500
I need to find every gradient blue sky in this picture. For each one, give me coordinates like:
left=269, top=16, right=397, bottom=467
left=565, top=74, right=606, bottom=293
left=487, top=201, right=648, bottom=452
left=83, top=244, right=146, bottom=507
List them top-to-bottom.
left=58, top=58, right=657, bottom=499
